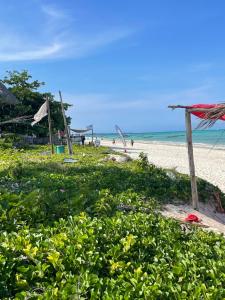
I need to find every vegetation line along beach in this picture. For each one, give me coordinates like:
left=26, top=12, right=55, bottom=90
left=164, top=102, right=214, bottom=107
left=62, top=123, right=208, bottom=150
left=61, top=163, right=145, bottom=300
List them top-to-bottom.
left=101, top=140, right=225, bottom=193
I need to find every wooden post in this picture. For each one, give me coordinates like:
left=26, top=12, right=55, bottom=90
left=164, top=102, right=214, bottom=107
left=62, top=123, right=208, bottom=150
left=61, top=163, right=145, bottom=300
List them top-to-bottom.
left=59, top=90, right=73, bottom=155
left=46, top=96, right=54, bottom=154
left=185, top=109, right=199, bottom=209
left=68, top=125, right=71, bottom=145
left=91, top=127, right=94, bottom=144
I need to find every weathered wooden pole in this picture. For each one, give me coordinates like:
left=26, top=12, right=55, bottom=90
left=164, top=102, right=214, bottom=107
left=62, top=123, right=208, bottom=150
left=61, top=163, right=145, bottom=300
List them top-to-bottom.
left=59, top=90, right=73, bottom=155
left=46, top=96, right=54, bottom=154
left=185, top=109, right=199, bottom=210
left=68, top=125, right=71, bottom=144
left=91, top=127, right=94, bottom=144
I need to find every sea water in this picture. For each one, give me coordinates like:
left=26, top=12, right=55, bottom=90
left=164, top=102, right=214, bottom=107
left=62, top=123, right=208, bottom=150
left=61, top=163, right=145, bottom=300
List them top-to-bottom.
left=95, top=129, right=225, bottom=147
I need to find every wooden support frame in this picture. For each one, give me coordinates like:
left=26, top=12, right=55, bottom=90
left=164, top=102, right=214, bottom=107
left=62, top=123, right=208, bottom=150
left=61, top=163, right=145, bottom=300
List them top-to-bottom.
left=59, top=91, right=73, bottom=155
left=46, top=96, right=54, bottom=154
left=168, top=105, right=199, bottom=209
left=168, top=105, right=225, bottom=112
left=185, top=109, right=199, bottom=210
left=91, top=127, right=94, bottom=144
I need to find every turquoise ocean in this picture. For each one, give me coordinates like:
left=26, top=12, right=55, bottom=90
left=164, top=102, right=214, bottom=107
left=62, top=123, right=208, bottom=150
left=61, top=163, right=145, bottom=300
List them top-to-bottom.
left=95, top=130, right=225, bottom=147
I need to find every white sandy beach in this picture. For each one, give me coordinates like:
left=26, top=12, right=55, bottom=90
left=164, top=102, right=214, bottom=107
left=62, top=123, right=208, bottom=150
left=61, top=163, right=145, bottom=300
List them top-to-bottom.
left=101, top=139, right=225, bottom=193
left=101, top=139, right=225, bottom=234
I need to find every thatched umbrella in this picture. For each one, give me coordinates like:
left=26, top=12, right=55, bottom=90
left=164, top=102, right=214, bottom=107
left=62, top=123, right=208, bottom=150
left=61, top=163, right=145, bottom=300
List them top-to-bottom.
left=0, top=81, right=18, bottom=105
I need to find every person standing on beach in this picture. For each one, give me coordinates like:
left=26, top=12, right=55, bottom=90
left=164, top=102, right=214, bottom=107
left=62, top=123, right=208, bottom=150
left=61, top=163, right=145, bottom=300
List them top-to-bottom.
left=81, top=135, right=85, bottom=146
left=112, top=138, right=115, bottom=144
left=131, top=139, right=134, bottom=147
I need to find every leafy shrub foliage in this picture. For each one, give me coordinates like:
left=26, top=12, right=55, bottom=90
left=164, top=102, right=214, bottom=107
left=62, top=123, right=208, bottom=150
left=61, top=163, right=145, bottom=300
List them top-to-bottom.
left=0, top=145, right=225, bottom=299
left=1, top=213, right=225, bottom=299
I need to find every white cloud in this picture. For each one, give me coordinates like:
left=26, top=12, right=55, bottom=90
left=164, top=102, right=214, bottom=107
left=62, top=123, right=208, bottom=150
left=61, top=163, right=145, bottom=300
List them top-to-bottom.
left=0, top=3, right=134, bottom=62
left=0, top=42, right=63, bottom=61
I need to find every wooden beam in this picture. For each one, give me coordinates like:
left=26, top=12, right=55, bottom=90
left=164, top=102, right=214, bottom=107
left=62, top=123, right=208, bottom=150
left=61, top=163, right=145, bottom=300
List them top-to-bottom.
left=59, top=91, right=73, bottom=155
left=46, top=96, right=54, bottom=154
left=168, top=105, right=191, bottom=109
left=169, top=105, right=225, bottom=113
left=187, top=108, right=219, bottom=113
left=185, top=109, right=199, bottom=210
left=91, top=127, right=94, bottom=144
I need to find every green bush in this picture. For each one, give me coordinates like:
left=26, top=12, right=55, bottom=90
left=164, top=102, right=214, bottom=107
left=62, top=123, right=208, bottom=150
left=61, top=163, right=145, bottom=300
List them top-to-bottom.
left=0, top=145, right=225, bottom=299
left=1, top=213, right=225, bottom=299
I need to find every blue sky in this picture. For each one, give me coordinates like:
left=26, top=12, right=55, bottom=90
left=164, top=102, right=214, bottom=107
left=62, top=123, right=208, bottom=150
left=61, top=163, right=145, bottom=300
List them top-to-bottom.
left=1, top=0, right=225, bottom=132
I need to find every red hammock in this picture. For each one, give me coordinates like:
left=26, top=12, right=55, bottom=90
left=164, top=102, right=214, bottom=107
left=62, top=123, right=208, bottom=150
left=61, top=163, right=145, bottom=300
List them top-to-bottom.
left=190, top=104, right=225, bottom=121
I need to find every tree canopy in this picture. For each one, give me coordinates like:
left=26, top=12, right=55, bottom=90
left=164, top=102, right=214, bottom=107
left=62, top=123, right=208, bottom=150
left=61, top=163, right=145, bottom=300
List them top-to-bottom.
left=0, top=70, right=71, bottom=137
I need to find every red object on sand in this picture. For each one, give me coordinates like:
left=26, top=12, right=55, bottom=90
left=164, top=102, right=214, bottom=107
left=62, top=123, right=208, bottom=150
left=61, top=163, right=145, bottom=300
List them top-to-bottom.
left=190, top=104, right=225, bottom=121
left=184, top=214, right=201, bottom=223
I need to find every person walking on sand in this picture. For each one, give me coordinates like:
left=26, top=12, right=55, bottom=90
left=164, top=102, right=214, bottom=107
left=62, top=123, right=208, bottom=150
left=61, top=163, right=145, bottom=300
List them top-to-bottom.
left=112, top=138, right=115, bottom=144
left=130, top=139, right=134, bottom=147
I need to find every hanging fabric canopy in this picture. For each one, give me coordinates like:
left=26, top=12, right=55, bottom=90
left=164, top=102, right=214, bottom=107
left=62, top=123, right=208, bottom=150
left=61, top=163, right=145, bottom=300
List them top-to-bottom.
left=0, top=82, right=18, bottom=105
left=168, top=103, right=225, bottom=129
left=190, top=104, right=225, bottom=121
left=70, top=125, right=93, bottom=134
left=70, top=128, right=90, bottom=133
